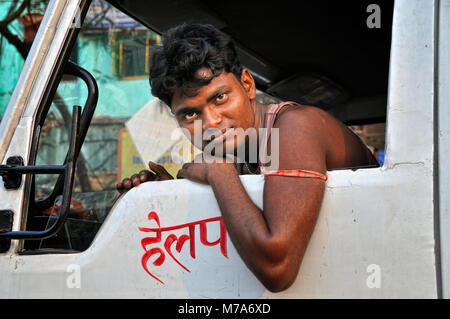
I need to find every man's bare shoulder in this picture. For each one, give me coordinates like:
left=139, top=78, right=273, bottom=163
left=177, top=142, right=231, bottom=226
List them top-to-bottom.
left=272, top=103, right=378, bottom=168
left=273, top=103, right=333, bottom=122
left=267, top=104, right=329, bottom=172
left=272, top=104, right=334, bottom=141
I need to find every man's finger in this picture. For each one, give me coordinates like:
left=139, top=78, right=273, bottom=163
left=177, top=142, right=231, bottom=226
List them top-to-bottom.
left=149, top=161, right=173, bottom=180
left=149, top=161, right=166, bottom=174
left=139, top=169, right=156, bottom=182
left=131, top=174, right=140, bottom=187
left=122, top=178, right=132, bottom=189
left=116, top=182, right=123, bottom=190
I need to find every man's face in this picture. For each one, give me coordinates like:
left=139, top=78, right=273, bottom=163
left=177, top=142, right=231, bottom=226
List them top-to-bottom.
left=170, top=68, right=257, bottom=157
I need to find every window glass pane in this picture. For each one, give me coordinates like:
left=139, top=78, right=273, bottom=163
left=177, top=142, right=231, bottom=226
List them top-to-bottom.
left=35, top=79, right=88, bottom=199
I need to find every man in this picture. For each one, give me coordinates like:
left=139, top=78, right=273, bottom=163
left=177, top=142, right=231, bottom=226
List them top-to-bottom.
left=117, top=23, right=379, bottom=292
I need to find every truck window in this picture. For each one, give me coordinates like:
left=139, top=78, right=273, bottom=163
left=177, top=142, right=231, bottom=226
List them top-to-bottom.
left=20, top=0, right=389, bottom=253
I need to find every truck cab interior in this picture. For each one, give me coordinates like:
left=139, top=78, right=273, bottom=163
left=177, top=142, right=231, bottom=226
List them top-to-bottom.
left=108, top=0, right=394, bottom=125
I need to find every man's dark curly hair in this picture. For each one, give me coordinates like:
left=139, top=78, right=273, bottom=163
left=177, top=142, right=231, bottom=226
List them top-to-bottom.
left=149, top=23, right=243, bottom=107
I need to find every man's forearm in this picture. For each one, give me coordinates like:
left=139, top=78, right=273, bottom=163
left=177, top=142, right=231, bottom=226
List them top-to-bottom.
left=206, top=164, right=281, bottom=283
left=207, top=164, right=269, bottom=238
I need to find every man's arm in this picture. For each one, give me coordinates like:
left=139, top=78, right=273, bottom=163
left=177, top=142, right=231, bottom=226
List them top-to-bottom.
left=201, top=108, right=328, bottom=292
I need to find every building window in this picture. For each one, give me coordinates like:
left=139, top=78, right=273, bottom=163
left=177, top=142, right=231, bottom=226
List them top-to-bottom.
left=112, top=32, right=161, bottom=80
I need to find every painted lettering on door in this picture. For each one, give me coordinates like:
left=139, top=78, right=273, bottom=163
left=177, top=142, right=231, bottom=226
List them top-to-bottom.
left=138, top=211, right=228, bottom=284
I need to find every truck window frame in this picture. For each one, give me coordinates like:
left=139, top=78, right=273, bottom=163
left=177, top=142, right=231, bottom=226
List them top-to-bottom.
left=18, top=0, right=92, bottom=253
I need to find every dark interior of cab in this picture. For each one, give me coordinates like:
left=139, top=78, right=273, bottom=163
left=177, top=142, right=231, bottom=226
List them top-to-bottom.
left=108, top=0, right=394, bottom=125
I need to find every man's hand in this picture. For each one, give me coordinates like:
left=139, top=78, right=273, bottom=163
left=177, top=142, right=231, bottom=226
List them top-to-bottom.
left=176, top=154, right=235, bottom=184
left=116, top=161, right=173, bottom=193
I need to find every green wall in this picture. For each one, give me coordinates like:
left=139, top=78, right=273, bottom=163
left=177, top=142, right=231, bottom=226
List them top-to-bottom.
left=0, top=3, right=25, bottom=118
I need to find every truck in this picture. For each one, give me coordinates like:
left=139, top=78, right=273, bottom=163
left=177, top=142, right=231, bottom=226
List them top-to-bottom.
left=0, top=0, right=448, bottom=298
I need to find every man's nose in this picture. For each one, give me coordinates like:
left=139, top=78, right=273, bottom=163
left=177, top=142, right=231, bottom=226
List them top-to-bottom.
left=202, top=106, right=222, bottom=130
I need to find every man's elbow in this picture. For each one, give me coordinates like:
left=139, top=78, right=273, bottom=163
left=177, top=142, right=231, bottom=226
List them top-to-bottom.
left=253, top=236, right=307, bottom=292
left=258, top=261, right=299, bottom=293
left=263, top=278, right=294, bottom=293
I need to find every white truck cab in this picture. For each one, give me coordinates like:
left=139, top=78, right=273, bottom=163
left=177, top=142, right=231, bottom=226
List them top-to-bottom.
left=0, top=0, right=449, bottom=298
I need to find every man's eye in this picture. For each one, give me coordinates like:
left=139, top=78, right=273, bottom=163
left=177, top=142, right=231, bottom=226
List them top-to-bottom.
left=215, top=93, right=228, bottom=104
left=184, top=112, right=198, bottom=121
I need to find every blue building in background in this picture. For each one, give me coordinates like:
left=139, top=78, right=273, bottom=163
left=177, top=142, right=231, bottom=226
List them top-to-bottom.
left=1, top=1, right=163, bottom=192
left=1, top=1, right=159, bottom=120
left=0, top=2, right=27, bottom=118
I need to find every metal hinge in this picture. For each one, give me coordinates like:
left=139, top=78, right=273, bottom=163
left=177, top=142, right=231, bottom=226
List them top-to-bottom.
left=0, top=156, right=24, bottom=189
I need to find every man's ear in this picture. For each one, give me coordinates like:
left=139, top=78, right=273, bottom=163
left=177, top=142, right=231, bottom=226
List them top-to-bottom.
left=240, top=69, right=256, bottom=100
